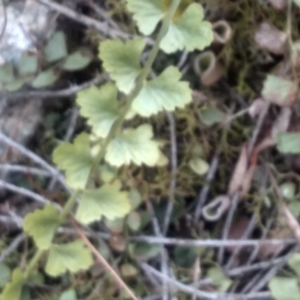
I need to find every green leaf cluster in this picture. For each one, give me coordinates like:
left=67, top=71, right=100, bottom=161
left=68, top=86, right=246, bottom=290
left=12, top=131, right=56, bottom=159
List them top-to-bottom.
left=126, top=0, right=213, bottom=53
left=1, top=1, right=215, bottom=299
left=0, top=31, right=93, bottom=91
left=45, top=240, right=93, bottom=277
left=268, top=253, right=300, bottom=300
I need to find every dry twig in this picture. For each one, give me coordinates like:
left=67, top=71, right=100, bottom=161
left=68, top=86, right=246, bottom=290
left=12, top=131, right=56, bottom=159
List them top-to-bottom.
left=70, top=218, right=138, bottom=300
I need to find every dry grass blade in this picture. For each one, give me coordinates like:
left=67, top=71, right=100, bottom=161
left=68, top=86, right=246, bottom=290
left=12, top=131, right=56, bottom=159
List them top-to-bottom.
left=228, top=144, right=248, bottom=195
left=70, top=217, right=138, bottom=300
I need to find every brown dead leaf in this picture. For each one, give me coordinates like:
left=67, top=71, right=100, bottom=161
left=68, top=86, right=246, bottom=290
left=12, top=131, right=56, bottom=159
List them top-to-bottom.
left=254, top=22, right=287, bottom=55
left=248, top=98, right=269, bottom=118
left=252, top=137, right=276, bottom=163
left=228, top=144, right=248, bottom=195
left=241, top=165, right=256, bottom=196
left=227, top=216, right=251, bottom=253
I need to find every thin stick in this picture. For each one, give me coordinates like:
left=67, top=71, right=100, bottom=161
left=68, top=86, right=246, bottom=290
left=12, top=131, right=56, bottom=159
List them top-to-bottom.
left=0, top=0, right=7, bottom=43
left=38, top=0, right=133, bottom=40
left=85, top=0, right=120, bottom=30
left=287, top=0, right=297, bottom=79
left=177, top=50, right=189, bottom=70
left=0, top=75, right=107, bottom=100
left=247, top=102, right=270, bottom=158
left=64, top=108, right=79, bottom=142
left=163, top=112, right=177, bottom=235
left=0, top=132, right=70, bottom=192
left=194, top=151, right=220, bottom=219
left=0, top=164, right=52, bottom=177
left=268, top=168, right=300, bottom=243
left=0, top=179, right=56, bottom=207
left=217, top=192, right=240, bottom=264
left=146, top=199, right=169, bottom=299
left=225, top=213, right=257, bottom=271
left=0, top=214, right=296, bottom=249
left=246, top=215, right=274, bottom=266
left=70, top=218, right=138, bottom=300
left=0, top=233, right=25, bottom=264
left=128, top=235, right=295, bottom=248
left=228, top=253, right=291, bottom=277
left=249, top=262, right=287, bottom=294
left=141, top=263, right=273, bottom=300
left=141, top=263, right=219, bottom=300
left=241, top=271, right=263, bottom=294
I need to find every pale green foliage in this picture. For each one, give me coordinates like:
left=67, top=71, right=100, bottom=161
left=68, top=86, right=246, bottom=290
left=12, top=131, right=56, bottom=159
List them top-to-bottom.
left=126, top=0, right=213, bottom=53
left=126, top=0, right=164, bottom=35
left=294, top=0, right=300, bottom=7
left=160, top=3, right=213, bottom=53
left=44, top=31, right=68, bottom=63
left=99, top=38, right=145, bottom=94
left=63, top=50, right=93, bottom=71
left=19, top=54, right=38, bottom=76
left=0, top=63, right=14, bottom=84
left=132, top=66, right=192, bottom=116
left=32, top=68, right=60, bottom=88
left=262, top=75, right=298, bottom=107
left=77, top=84, right=119, bottom=138
left=199, top=106, right=225, bottom=126
left=105, top=124, right=160, bottom=167
left=276, top=132, right=300, bottom=154
left=53, top=133, right=93, bottom=189
left=189, top=157, right=209, bottom=175
left=99, top=164, right=117, bottom=182
left=76, top=182, right=131, bottom=224
left=280, top=182, right=296, bottom=200
left=129, top=188, right=142, bottom=209
left=23, top=204, right=60, bottom=250
left=127, top=211, right=141, bottom=231
left=104, top=217, right=124, bottom=233
left=45, top=240, right=93, bottom=277
left=129, top=243, right=161, bottom=261
left=173, top=246, right=197, bottom=268
left=288, top=253, right=300, bottom=277
left=120, top=263, right=138, bottom=278
left=0, top=264, right=11, bottom=287
left=207, top=266, right=232, bottom=292
left=1, top=269, right=25, bottom=300
left=269, top=277, right=300, bottom=300
left=59, top=289, right=77, bottom=300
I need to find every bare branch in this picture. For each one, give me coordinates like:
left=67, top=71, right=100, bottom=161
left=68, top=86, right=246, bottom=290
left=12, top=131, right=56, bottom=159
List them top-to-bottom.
left=0, top=75, right=108, bottom=100
left=163, top=112, right=177, bottom=235
left=0, top=132, right=70, bottom=192
left=0, top=164, right=52, bottom=177
left=0, top=179, right=55, bottom=207
left=0, top=233, right=25, bottom=264
left=129, top=235, right=295, bottom=248
left=141, top=263, right=273, bottom=300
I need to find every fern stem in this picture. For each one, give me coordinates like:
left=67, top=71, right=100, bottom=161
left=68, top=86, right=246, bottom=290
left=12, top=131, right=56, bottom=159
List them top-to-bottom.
left=19, top=0, right=181, bottom=293
left=92, top=0, right=181, bottom=170
left=59, top=189, right=81, bottom=223
left=24, top=249, right=44, bottom=278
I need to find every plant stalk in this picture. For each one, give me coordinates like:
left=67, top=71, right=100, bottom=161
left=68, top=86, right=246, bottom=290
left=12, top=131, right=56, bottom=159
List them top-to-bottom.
left=18, top=0, right=181, bottom=294
left=93, top=0, right=181, bottom=169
